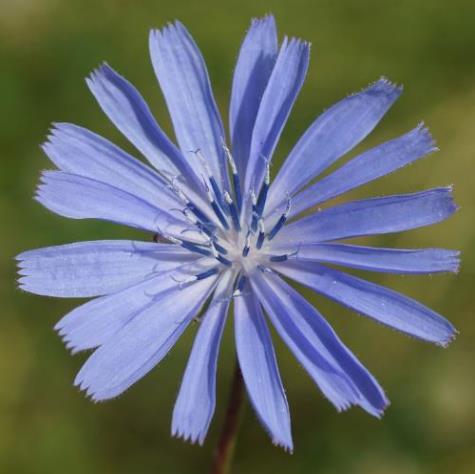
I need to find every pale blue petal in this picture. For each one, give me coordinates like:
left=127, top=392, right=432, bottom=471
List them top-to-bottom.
left=229, top=15, right=278, bottom=179
left=149, top=22, right=228, bottom=190
left=244, top=37, right=310, bottom=194
left=86, top=63, right=201, bottom=191
left=267, top=78, right=402, bottom=210
left=43, top=123, right=182, bottom=211
left=288, top=124, right=437, bottom=217
left=36, top=171, right=185, bottom=233
left=274, top=188, right=456, bottom=245
left=16, top=240, right=196, bottom=297
left=291, top=243, right=460, bottom=274
left=55, top=258, right=212, bottom=353
left=273, top=261, right=456, bottom=346
left=250, top=269, right=360, bottom=412
left=251, top=269, right=388, bottom=416
left=172, top=271, right=234, bottom=445
left=75, top=275, right=218, bottom=401
left=234, top=286, right=293, bottom=450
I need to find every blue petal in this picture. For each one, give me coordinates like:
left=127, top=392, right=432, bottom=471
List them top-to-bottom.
left=230, top=15, right=278, bottom=180
left=149, top=22, right=228, bottom=190
left=244, top=37, right=310, bottom=194
left=86, top=63, right=202, bottom=192
left=267, top=78, right=402, bottom=210
left=43, top=123, right=182, bottom=211
left=288, top=124, right=437, bottom=217
left=36, top=171, right=187, bottom=234
left=275, top=187, right=457, bottom=245
left=16, top=240, right=197, bottom=297
left=291, top=243, right=460, bottom=274
left=55, top=258, right=212, bottom=353
left=273, top=261, right=456, bottom=346
left=251, top=269, right=388, bottom=416
left=172, top=271, right=234, bottom=445
left=250, top=273, right=358, bottom=411
left=75, top=275, right=218, bottom=401
left=234, top=285, right=293, bottom=450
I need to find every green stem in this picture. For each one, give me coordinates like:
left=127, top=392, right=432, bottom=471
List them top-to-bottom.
left=210, top=361, right=244, bottom=474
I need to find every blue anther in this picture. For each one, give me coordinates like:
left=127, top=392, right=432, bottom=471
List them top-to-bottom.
left=223, top=144, right=243, bottom=214
left=251, top=162, right=270, bottom=231
left=233, top=173, right=242, bottom=213
left=209, top=176, right=225, bottom=208
left=254, top=181, right=269, bottom=218
left=224, top=192, right=241, bottom=231
left=267, top=196, right=291, bottom=241
left=211, top=200, right=230, bottom=230
left=186, top=202, right=212, bottom=225
left=267, top=215, right=287, bottom=240
left=197, top=221, right=214, bottom=237
left=256, top=221, right=265, bottom=249
left=242, top=232, right=251, bottom=257
left=212, top=240, right=228, bottom=255
left=180, top=241, right=212, bottom=257
left=269, top=253, right=289, bottom=262
left=216, top=254, right=232, bottom=267
left=196, top=267, right=220, bottom=280
left=233, top=273, right=247, bottom=296
left=236, top=274, right=247, bottom=292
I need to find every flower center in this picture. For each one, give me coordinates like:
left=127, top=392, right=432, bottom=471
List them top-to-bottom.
left=155, top=146, right=293, bottom=285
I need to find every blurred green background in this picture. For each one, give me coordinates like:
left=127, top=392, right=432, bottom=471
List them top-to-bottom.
left=1, top=0, right=474, bottom=472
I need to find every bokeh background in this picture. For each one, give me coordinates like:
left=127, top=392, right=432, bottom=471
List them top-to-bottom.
left=1, top=0, right=474, bottom=472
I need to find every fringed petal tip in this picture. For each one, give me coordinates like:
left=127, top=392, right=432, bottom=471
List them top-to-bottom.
left=250, top=13, right=276, bottom=29
left=149, top=19, right=186, bottom=41
left=281, top=35, right=312, bottom=52
left=378, top=75, right=404, bottom=92
left=349, top=76, right=403, bottom=100
left=414, top=121, right=439, bottom=154
left=41, top=123, right=76, bottom=151
left=443, top=185, right=460, bottom=215
left=446, top=250, right=462, bottom=274
left=53, top=319, right=88, bottom=355
left=437, top=326, right=458, bottom=348
left=57, top=331, right=87, bottom=356
left=73, top=376, right=112, bottom=404
left=365, top=392, right=391, bottom=419
left=331, top=393, right=390, bottom=420
left=171, top=427, right=206, bottom=447
left=272, top=437, right=294, bottom=453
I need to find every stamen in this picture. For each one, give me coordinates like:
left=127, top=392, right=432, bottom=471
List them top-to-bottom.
left=224, top=145, right=242, bottom=213
left=193, top=148, right=226, bottom=210
left=251, top=161, right=270, bottom=231
left=165, top=175, right=215, bottom=228
left=204, top=179, right=229, bottom=230
left=250, top=190, right=258, bottom=232
left=224, top=191, right=241, bottom=231
left=267, top=195, right=292, bottom=241
left=186, top=201, right=213, bottom=226
left=179, top=208, right=215, bottom=239
left=256, top=219, right=265, bottom=249
left=242, top=231, right=251, bottom=257
left=168, top=235, right=212, bottom=257
left=212, top=240, right=228, bottom=255
left=210, top=245, right=232, bottom=266
left=268, top=247, right=300, bottom=263
left=216, top=254, right=232, bottom=267
left=171, top=265, right=220, bottom=289
left=196, top=267, right=220, bottom=280
left=233, top=274, right=247, bottom=297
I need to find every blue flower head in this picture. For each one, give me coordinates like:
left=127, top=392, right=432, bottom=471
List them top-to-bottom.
left=17, top=16, right=459, bottom=451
